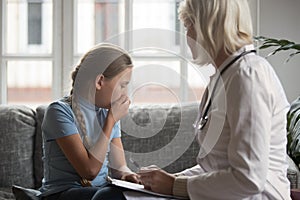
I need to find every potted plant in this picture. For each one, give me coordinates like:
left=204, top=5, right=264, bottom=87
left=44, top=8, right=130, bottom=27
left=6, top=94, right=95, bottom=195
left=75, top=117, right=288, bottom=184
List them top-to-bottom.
left=255, top=36, right=300, bottom=168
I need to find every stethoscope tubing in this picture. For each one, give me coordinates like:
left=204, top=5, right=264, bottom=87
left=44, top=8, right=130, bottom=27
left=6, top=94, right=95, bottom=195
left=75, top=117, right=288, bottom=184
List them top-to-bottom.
left=193, top=49, right=257, bottom=131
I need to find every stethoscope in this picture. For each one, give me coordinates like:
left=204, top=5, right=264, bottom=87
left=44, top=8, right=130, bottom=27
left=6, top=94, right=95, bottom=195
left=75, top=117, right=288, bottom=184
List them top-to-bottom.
left=193, top=49, right=256, bottom=131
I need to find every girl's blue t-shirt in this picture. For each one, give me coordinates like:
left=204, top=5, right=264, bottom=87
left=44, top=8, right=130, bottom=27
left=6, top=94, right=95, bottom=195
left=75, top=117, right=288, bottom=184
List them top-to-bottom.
left=40, top=98, right=121, bottom=196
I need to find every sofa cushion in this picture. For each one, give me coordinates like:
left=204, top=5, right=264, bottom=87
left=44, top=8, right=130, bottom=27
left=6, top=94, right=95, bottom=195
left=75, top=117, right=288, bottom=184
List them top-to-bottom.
left=121, top=103, right=200, bottom=173
left=0, top=105, right=36, bottom=188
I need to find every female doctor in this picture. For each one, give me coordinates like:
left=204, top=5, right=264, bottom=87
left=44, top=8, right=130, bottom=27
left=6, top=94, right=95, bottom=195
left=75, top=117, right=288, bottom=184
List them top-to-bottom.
left=138, top=0, right=291, bottom=199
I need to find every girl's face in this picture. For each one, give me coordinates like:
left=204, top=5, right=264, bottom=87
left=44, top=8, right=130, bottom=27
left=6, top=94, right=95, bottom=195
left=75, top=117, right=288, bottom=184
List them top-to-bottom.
left=95, top=67, right=132, bottom=109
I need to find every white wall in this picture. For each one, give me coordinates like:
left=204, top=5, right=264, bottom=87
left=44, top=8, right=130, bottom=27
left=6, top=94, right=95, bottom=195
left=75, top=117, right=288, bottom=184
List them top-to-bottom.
left=258, top=0, right=300, bottom=102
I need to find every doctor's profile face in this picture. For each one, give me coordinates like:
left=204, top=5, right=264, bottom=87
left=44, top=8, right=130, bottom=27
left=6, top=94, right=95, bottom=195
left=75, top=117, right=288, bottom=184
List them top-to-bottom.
left=185, top=22, right=197, bottom=60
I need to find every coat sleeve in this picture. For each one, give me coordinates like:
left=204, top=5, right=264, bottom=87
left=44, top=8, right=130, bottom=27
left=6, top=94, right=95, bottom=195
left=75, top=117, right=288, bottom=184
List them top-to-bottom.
left=177, top=165, right=205, bottom=177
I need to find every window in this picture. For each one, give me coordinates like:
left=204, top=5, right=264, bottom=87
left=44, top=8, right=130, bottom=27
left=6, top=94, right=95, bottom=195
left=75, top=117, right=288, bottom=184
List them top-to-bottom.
left=1, top=0, right=209, bottom=107
left=1, top=0, right=53, bottom=108
left=28, top=0, right=42, bottom=45
left=74, top=0, right=209, bottom=104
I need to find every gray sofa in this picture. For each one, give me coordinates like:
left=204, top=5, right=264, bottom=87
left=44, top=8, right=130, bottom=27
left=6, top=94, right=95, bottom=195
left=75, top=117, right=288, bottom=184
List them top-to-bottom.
left=0, top=103, right=200, bottom=199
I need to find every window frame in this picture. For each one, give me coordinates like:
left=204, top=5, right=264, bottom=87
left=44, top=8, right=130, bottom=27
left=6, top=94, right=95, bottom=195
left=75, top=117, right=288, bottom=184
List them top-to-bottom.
left=0, top=0, right=63, bottom=104
left=1, top=0, right=257, bottom=105
left=72, top=0, right=190, bottom=102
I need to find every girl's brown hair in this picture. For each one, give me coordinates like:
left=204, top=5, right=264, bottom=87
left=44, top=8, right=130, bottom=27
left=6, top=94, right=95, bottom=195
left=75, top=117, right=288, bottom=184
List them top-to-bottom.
left=65, top=43, right=133, bottom=148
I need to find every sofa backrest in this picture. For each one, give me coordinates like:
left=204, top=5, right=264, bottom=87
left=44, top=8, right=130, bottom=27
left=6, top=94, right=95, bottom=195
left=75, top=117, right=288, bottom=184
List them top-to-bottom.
left=0, top=103, right=200, bottom=189
left=121, top=103, right=200, bottom=173
left=0, top=105, right=36, bottom=189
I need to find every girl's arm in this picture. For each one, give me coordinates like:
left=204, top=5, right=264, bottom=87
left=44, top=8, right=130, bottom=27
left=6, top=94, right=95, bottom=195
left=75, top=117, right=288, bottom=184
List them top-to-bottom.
left=56, top=96, right=130, bottom=181
left=56, top=112, right=116, bottom=180
left=109, top=137, right=140, bottom=183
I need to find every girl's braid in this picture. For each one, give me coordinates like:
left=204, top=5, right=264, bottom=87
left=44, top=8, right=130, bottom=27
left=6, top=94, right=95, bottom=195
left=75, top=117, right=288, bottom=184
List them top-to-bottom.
left=64, top=57, right=91, bottom=148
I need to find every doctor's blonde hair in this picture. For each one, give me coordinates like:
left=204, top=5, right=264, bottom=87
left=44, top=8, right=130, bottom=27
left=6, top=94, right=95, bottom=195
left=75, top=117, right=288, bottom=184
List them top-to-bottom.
left=178, top=0, right=253, bottom=60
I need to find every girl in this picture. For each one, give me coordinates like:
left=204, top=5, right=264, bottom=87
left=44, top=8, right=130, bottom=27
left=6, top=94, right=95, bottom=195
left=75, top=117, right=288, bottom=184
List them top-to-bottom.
left=40, top=43, right=139, bottom=200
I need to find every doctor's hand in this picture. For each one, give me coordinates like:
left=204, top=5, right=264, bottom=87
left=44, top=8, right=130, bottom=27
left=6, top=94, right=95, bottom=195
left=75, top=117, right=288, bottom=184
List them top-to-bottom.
left=138, top=165, right=175, bottom=195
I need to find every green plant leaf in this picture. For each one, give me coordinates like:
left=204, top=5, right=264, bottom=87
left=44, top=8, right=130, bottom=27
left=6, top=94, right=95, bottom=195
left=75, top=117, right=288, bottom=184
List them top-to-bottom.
left=254, top=35, right=299, bottom=62
left=254, top=36, right=267, bottom=41
left=264, top=38, right=279, bottom=43
left=278, top=39, right=294, bottom=46
left=281, top=43, right=296, bottom=50
left=259, top=44, right=279, bottom=49
left=292, top=44, right=300, bottom=50
left=267, top=47, right=285, bottom=57
left=285, top=51, right=300, bottom=63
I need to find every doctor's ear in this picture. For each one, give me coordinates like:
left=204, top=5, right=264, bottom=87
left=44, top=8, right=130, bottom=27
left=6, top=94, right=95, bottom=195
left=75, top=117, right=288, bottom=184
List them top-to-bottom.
left=95, top=74, right=105, bottom=90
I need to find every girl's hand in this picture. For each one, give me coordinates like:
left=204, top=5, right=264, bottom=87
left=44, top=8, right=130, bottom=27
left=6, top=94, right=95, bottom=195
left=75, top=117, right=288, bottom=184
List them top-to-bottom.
left=108, top=95, right=131, bottom=123
left=138, top=165, right=175, bottom=195
left=121, top=173, right=141, bottom=184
